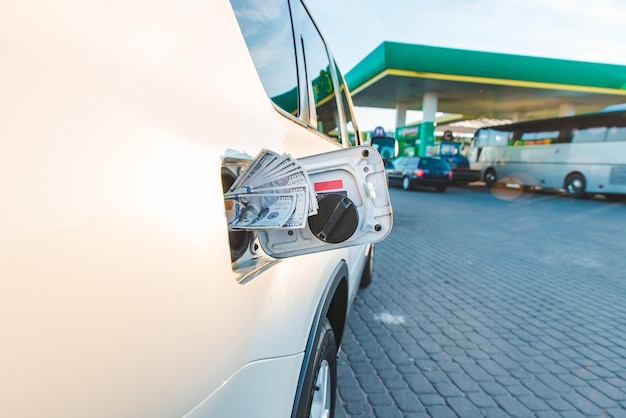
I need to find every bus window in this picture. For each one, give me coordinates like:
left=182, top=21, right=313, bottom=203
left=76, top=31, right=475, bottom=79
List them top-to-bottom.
left=606, top=126, right=626, bottom=142
left=572, top=127, right=607, bottom=142
left=480, top=130, right=511, bottom=146
left=520, top=130, right=559, bottom=145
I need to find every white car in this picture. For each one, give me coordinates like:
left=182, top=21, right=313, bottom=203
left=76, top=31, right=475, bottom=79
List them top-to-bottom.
left=1, top=1, right=392, bottom=417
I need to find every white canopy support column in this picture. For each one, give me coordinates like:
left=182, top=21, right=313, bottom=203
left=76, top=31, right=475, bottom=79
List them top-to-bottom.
left=395, top=103, right=408, bottom=131
left=559, top=103, right=576, bottom=117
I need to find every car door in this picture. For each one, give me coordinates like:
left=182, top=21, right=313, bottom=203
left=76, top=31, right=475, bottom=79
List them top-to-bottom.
left=387, top=157, right=406, bottom=186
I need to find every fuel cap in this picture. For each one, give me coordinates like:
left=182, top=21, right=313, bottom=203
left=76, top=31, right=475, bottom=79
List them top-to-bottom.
left=308, top=193, right=359, bottom=243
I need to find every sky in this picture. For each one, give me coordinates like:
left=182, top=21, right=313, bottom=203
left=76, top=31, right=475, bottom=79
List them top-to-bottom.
left=306, top=0, right=626, bottom=131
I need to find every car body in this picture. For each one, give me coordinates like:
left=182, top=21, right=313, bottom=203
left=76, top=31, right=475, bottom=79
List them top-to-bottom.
left=0, top=1, right=392, bottom=417
left=387, top=156, right=453, bottom=192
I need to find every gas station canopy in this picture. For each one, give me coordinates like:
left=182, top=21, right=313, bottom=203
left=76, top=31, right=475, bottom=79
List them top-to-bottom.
left=345, top=42, right=626, bottom=122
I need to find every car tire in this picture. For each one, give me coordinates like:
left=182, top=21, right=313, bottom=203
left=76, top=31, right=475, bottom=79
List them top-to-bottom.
left=484, top=169, right=496, bottom=188
left=564, top=173, right=586, bottom=198
left=402, top=176, right=411, bottom=191
left=435, top=186, right=446, bottom=193
left=359, top=245, right=374, bottom=288
left=297, top=317, right=337, bottom=418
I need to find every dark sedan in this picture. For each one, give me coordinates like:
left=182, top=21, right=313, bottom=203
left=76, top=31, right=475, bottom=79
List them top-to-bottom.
left=387, top=156, right=453, bottom=192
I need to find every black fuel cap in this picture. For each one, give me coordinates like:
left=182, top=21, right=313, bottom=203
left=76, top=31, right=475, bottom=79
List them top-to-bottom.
left=308, top=193, right=359, bottom=244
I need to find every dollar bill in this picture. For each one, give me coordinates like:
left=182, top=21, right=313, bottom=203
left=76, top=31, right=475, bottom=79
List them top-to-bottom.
left=224, top=149, right=318, bottom=229
left=228, top=149, right=280, bottom=192
left=226, top=193, right=297, bottom=229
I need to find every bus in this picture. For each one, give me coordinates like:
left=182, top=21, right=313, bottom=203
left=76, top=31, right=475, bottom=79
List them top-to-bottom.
left=469, top=109, right=626, bottom=199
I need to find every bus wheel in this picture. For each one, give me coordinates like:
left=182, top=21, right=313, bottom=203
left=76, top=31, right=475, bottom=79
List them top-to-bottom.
left=484, top=169, right=496, bottom=188
left=565, top=173, right=586, bottom=198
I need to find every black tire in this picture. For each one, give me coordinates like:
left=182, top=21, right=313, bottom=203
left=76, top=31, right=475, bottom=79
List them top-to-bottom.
left=484, top=169, right=496, bottom=188
left=564, top=173, right=586, bottom=198
left=402, top=176, right=411, bottom=191
left=435, top=186, right=446, bottom=193
left=359, top=245, right=374, bottom=288
left=296, top=317, right=337, bottom=418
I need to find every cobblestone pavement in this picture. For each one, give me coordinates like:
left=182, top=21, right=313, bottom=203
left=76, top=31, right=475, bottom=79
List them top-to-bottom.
left=336, top=185, right=626, bottom=418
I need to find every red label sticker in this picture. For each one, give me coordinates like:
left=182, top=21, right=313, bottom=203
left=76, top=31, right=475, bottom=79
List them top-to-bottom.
left=314, top=179, right=344, bottom=192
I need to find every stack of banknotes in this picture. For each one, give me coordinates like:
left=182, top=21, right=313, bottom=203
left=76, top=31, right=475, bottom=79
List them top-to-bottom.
left=225, top=149, right=318, bottom=229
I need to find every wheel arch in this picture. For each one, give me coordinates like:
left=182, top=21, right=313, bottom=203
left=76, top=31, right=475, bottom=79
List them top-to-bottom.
left=290, top=261, right=349, bottom=418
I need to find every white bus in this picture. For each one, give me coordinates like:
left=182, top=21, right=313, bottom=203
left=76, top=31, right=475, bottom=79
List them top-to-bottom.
left=469, top=109, right=626, bottom=199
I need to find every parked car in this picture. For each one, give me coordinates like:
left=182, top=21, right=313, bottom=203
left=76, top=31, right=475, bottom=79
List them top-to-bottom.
left=1, top=1, right=392, bottom=417
left=432, top=140, right=481, bottom=184
left=387, top=156, right=453, bottom=192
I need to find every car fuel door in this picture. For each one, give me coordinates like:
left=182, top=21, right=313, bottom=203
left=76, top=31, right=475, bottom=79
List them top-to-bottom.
left=259, top=146, right=392, bottom=258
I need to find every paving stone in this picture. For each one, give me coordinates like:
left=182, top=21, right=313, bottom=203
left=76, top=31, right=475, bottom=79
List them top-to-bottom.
left=460, top=362, right=494, bottom=382
left=423, top=370, right=450, bottom=384
left=356, top=373, right=387, bottom=395
left=403, top=373, right=436, bottom=394
left=479, top=381, right=509, bottom=396
left=434, top=382, right=464, bottom=398
left=338, top=384, right=367, bottom=403
left=389, top=389, right=424, bottom=413
left=467, top=392, right=498, bottom=409
left=367, top=393, right=394, bottom=406
left=417, top=393, right=446, bottom=406
left=493, top=395, right=534, bottom=417
left=516, top=395, right=551, bottom=412
left=448, top=396, right=482, bottom=417
left=344, top=401, right=372, bottom=416
left=424, top=405, right=458, bottom=418
left=372, top=406, right=404, bottom=418
left=482, top=408, right=513, bottom=418
left=534, top=412, right=566, bottom=418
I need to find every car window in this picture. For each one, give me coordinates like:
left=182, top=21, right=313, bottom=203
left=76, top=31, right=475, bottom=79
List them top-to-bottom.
left=230, top=0, right=299, bottom=115
left=294, top=0, right=342, bottom=142
left=334, top=61, right=358, bottom=145
left=393, top=157, right=406, bottom=169
left=408, top=157, right=420, bottom=168
left=419, top=158, right=449, bottom=169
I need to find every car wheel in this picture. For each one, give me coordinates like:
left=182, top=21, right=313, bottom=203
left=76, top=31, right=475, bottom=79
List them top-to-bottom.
left=484, top=169, right=496, bottom=188
left=564, top=173, right=586, bottom=198
left=402, top=176, right=411, bottom=191
left=435, top=186, right=446, bottom=193
left=359, top=245, right=374, bottom=288
left=297, top=317, right=337, bottom=418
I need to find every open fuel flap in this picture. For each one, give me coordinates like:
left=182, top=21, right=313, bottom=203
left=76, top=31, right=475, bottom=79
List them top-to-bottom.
left=258, top=146, right=392, bottom=258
